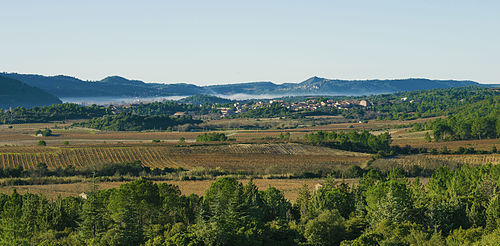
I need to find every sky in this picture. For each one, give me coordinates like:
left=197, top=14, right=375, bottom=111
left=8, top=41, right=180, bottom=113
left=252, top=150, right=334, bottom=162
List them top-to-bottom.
left=1, top=0, right=499, bottom=85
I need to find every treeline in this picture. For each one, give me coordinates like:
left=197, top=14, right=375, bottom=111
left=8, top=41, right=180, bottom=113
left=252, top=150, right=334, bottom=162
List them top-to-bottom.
left=368, top=86, right=499, bottom=120
left=179, top=94, right=234, bottom=105
left=429, top=96, right=500, bottom=141
left=119, top=100, right=217, bottom=116
left=0, top=101, right=213, bottom=125
left=0, top=103, right=108, bottom=124
left=73, top=113, right=202, bottom=131
left=303, top=130, right=393, bottom=154
left=196, top=132, right=228, bottom=142
left=0, top=161, right=183, bottom=180
left=1, top=165, right=499, bottom=245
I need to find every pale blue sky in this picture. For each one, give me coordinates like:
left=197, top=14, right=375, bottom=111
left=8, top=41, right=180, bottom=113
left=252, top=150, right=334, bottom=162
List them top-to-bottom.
left=1, top=1, right=499, bottom=84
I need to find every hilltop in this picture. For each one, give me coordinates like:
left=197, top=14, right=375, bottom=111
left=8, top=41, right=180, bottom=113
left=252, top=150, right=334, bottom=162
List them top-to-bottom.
left=0, top=76, right=62, bottom=109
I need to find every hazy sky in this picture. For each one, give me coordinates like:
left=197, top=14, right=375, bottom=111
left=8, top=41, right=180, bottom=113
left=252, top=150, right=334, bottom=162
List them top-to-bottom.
left=1, top=1, right=499, bottom=85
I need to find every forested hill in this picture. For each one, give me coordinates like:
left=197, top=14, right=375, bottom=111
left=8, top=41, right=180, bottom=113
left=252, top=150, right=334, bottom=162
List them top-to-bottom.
left=1, top=72, right=491, bottom=98
left=0, top=73, right=204, bottom=97
left=0, top=76, right=62, bottom=109
left=178, top=94, right=234, bottom=105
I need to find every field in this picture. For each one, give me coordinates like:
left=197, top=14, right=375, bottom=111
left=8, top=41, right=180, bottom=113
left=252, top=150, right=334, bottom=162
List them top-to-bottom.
left=0, top=116, right=498, bottom=201
left=1, top=118, right=498, bottom=173
left=0, top=143, right=371, bottom=175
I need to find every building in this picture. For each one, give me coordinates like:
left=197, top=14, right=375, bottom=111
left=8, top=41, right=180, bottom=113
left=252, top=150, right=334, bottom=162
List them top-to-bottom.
left=359, top=100, right=371, bottom=107
left=173, top=112, right=186, bottom=117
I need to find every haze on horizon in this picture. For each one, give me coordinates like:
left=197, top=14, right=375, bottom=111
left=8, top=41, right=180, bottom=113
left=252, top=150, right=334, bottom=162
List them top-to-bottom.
left=1, top=1, right=499, bottom=85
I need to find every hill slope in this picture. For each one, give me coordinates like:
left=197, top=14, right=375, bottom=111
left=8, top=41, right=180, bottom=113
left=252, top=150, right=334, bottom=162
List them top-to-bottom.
left=0, top=72, right=488, bottom=98
left=0, top=76, right=62, bottom=109
left=178, top=94, right=234, bottom=105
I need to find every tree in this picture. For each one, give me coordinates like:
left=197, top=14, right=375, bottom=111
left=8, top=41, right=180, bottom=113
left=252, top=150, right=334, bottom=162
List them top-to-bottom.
left=365, top=179, right=414, bottom=225
left=311, top=181, right=354, bottom=219
left=295, top=184, right=311, bottom=222
left=261, top=186, right=291, bottom=222
left=79, top=189, right=109, bottom=243
left=0, top=190, right=29, bottom=244
left=486, top=194, right=500, bottom=231
left=304, top=210, right=346, bottom=246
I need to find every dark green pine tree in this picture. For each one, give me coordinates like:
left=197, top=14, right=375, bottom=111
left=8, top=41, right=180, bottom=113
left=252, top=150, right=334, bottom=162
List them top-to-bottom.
left=79, top=172, right=108, bottom=243
left=0, top=190, right=29, bottom=245
left=79, top=191, right=108, bottom=243
left=107, top=195, right=143, bottom=246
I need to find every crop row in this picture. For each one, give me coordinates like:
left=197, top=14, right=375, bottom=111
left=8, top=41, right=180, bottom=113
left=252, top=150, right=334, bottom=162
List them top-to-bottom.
left=0, top=147, right=179, bottom=170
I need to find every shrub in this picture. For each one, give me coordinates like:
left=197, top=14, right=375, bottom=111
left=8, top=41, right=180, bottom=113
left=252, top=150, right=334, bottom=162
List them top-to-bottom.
left=35, top=128, right=52, bottom=137
left=196, top=132, right=228, bottom=142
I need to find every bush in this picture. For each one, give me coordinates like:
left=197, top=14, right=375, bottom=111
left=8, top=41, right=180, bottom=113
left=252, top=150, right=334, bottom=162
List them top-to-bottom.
left=35, top=128, right=52, bottom=137
left=152, top=139, right=161, bottom=143
left=38, top=140, right=47, bottom=146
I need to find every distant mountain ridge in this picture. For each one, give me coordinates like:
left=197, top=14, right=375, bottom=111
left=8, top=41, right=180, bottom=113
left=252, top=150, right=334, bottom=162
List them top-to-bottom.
left=1, top=72, right=493, bottom=99
left=0, top=76, right=62, bottom=109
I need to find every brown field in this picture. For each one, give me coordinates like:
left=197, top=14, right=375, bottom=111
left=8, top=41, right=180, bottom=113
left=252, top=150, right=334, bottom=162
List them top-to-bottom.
left=0, top=117, right=497, bottom=202
left=0, top=117, right=439, bottom=145
left=1, top=119, right=498, bottom=173
left=0, top=142, right=371, bottom=175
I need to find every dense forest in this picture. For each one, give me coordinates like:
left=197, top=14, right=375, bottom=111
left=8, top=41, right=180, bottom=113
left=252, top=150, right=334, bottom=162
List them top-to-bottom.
left=367, top=86, right=498, bottom=120
left=178, top=95, right=234, bottom=105
left=428, top=96, right=500, bottom=141
left=0, top=100, right=221, bottom=126
left=0, top=101, right=214, bottom=125
left=119, top=101, right=217, bottom=116
left=0, top=103, right=108, bottom=124
left=73, top=114, right=202, bottom=131
left=0, top=165, right=498, bottom=245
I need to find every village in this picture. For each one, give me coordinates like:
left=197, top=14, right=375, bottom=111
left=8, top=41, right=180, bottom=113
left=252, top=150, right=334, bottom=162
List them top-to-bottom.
left=215, top=98, right=373, bottom=117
